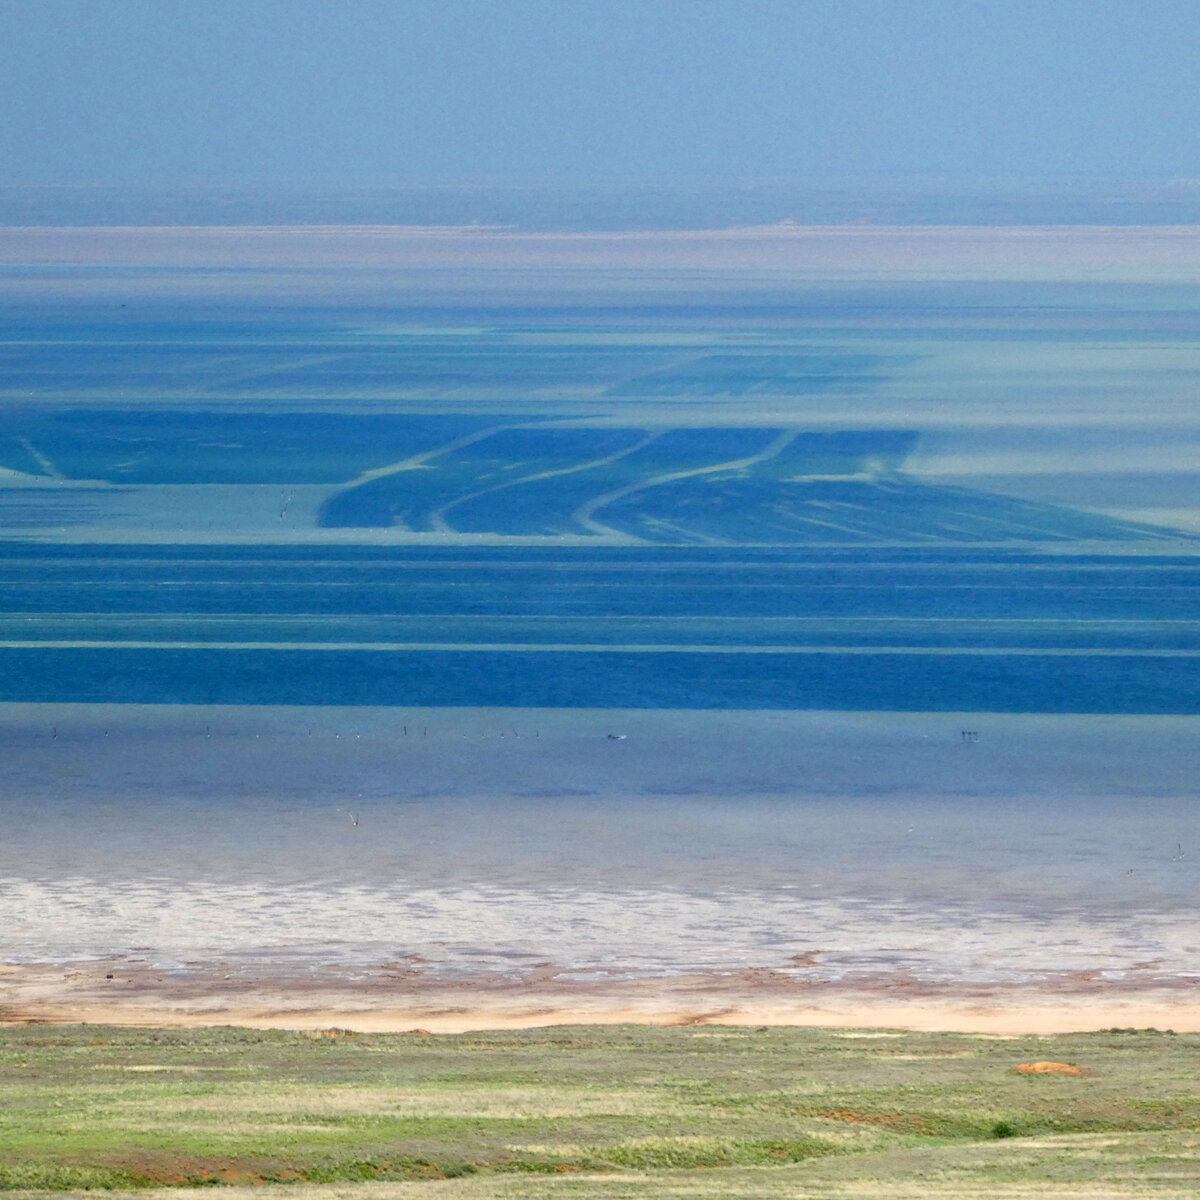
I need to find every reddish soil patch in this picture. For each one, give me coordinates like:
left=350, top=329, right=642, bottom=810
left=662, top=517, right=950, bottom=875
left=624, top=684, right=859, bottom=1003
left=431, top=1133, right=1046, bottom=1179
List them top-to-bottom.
left=1014, top=1060, right=1084, bottom=1075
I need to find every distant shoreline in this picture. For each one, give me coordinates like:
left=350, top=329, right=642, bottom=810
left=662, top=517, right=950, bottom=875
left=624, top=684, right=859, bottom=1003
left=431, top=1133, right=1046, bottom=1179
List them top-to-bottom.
left=3, top=223, right=1200, bottom=281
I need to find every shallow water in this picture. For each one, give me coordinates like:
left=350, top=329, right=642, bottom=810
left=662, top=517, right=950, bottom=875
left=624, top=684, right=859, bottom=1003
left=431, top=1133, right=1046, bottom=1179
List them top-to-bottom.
left=4, top=705, right=1197, bottom=986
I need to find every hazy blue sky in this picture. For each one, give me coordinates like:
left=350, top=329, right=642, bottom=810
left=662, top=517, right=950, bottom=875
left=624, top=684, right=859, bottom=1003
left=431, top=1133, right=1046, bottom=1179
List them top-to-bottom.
left=2, top=0, right=1198, bottom=188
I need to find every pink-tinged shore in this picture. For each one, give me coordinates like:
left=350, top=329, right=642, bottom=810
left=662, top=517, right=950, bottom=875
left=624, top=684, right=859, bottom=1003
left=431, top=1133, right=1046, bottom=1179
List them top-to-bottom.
left=3, top=223, right=1200, bottom=279
left=3, top=960, right=1198, bottom=1036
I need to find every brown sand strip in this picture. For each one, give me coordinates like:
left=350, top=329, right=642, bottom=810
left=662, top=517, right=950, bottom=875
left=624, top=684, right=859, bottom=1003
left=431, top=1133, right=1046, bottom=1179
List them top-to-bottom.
left=4, top=960, right=1199, bottom=1034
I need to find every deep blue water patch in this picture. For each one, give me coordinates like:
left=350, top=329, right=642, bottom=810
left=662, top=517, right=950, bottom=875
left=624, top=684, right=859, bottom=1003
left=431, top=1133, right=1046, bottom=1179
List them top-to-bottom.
left=0, top=410, right=505, bottom=484
left=1, top=543, right=1197, bottom=712
left=1, top=645, right=1197, bottom=713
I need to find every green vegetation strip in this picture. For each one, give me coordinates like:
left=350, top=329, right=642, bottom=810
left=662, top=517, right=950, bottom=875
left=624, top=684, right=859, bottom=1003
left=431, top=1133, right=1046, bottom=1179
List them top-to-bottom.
left=0, top=1024, right=1197, bottom=1195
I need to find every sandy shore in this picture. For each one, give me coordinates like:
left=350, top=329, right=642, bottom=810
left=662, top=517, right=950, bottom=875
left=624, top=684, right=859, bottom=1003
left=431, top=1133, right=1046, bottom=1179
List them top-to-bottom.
left=4, top=959, right=1198, bottom=1036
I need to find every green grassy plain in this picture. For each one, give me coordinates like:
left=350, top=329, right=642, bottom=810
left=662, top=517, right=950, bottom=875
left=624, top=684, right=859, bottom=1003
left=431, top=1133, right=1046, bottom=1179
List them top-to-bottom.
left=1, top=1024, right=1198, bottom=1197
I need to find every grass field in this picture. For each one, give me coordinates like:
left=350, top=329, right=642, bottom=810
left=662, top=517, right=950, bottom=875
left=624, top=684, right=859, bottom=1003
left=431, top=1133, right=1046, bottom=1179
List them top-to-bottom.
left=1, top=1023, right=1198, bottom=1196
